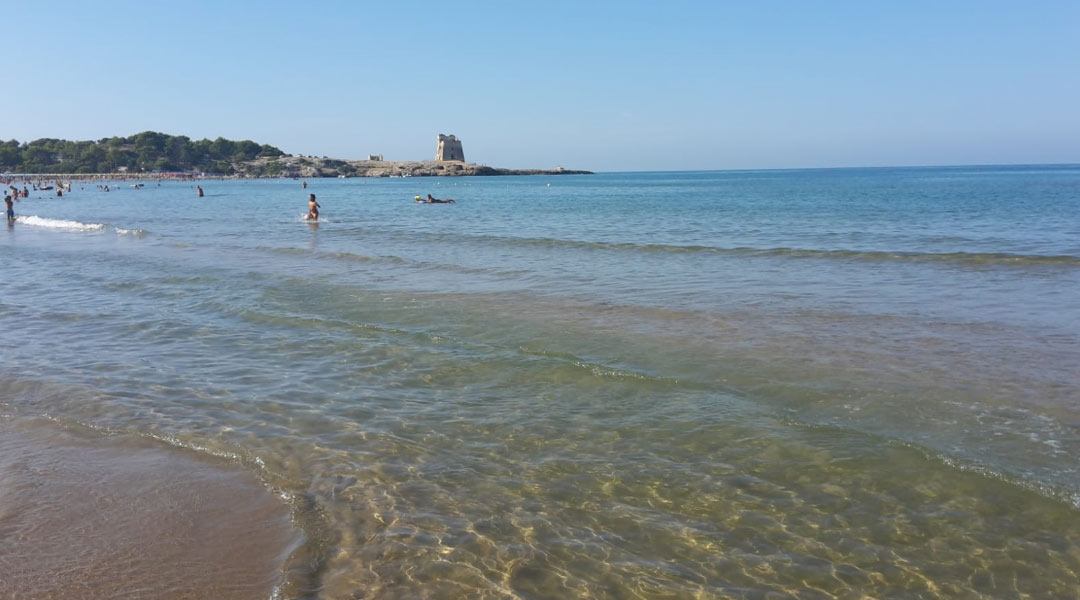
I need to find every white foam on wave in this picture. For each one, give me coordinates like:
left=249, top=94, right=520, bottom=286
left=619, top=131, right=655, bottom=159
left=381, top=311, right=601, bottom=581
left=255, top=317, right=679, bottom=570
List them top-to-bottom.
left=17, top=215, right=106, bottom=231
left=115, top=228, right=148, bottom=237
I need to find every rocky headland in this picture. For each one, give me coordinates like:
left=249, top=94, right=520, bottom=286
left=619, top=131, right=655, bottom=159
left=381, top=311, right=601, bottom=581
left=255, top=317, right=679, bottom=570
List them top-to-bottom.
left=1, top=132, right=593, bottom=178
left=238, top=156, right=592, bottom=178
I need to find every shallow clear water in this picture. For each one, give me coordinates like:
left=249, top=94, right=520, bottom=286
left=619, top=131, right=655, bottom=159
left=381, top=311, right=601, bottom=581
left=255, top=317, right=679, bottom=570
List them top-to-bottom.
left=2, top=166, right=1079, bottom=598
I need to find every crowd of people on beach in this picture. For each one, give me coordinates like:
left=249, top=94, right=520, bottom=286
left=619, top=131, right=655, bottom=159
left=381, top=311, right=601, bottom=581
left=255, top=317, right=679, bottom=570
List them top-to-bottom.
left=2, top=175, right=458, bottom=226
left=3, top=175, right=146, bottom=224
left=5, top=177, right=80, bottom=223
left=4, top=178, right=36, bottom=223
left=5, top=185, right=29, bottom=222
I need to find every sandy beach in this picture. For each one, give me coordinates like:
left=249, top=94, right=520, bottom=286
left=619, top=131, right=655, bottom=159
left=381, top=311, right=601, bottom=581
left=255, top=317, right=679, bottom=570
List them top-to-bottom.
left=0, top=418, right=301, bottom=599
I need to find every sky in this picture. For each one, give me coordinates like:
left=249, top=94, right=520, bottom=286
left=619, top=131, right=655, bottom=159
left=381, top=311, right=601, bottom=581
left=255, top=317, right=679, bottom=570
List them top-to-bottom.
left=3, top=1, right=1079, bottom=171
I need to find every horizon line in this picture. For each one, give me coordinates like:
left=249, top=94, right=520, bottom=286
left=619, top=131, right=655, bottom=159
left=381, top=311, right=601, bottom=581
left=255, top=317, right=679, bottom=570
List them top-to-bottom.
left=591, top=162, right=1080, bottom=175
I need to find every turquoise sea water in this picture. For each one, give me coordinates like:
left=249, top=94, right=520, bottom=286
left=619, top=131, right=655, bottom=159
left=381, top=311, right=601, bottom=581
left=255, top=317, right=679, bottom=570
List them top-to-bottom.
left=2, top=166, right=1079, bottom=598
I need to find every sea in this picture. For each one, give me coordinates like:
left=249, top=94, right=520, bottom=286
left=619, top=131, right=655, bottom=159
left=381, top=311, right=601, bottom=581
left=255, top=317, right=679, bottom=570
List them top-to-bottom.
left=1, top=166, right=1079, bottom=599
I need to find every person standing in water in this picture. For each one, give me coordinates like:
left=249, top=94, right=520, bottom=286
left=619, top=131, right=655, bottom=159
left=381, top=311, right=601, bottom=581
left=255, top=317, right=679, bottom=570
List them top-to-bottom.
left=197, top=185, right=204, bottom=197
left=306, top=193, right=320, bottom=221
left=5, top=194, right=14, bottom=223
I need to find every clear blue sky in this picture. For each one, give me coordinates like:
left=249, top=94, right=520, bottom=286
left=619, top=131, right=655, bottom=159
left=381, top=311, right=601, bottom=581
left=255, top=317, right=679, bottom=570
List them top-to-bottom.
left=4, top=1, right=1078, bottom=171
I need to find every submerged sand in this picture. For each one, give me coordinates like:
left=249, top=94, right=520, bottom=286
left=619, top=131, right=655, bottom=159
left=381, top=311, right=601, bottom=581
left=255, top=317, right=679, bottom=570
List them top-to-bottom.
left=0, top=419, right=301, bottom=599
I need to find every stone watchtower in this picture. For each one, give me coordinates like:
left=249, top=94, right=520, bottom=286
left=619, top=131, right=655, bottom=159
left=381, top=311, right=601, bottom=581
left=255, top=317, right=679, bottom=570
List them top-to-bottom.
left=435, top=134, right=465, bottom=162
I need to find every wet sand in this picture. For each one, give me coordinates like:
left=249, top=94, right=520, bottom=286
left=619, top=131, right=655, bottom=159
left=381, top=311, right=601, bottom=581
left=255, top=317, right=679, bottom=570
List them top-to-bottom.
left=0, top=419, right=301, bottom=600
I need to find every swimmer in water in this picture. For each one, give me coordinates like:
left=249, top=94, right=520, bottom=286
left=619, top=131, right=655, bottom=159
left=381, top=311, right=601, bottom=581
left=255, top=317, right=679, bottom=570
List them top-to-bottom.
left=306, top=193, right=320, bottom=220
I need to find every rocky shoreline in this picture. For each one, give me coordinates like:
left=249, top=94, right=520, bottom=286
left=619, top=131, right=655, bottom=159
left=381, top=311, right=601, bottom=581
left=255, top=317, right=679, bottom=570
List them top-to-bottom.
left=238, top=156, right=593, bottom=178
left=5, top=160, right=593, bottom=180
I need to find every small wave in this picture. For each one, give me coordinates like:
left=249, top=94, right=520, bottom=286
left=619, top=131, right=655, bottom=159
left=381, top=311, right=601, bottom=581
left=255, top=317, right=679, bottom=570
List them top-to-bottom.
left=16, top=215, right=106, bottom=231
left=115, top=228, right=148, bottom=237
left=409, top=231, right=1080, bottom=268
left=260, top=246, right=526, bottom=277
left=261, top=246, right=399, bottom=264
left=263, top=246, right=313, bottom=256
left=756, top=247, right=1080, bottom=266
left=329, top=251, right=407, bottom=265
left=516, top=346, right=682, bottom=385
left=573, top=360, right=681, bottom=384
left=789, top=421, right=1080, bottom=510
left=905, top=442, right=1080, bottom=510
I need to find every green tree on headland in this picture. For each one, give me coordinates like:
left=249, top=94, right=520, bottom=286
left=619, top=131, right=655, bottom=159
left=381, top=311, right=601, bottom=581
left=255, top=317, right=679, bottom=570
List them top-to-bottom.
left=0, top=132, right=285, bottom=175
